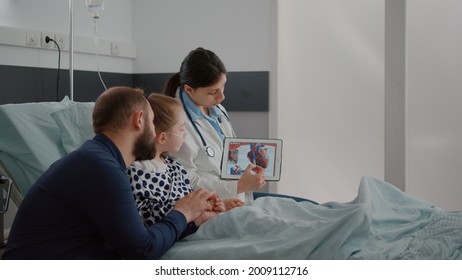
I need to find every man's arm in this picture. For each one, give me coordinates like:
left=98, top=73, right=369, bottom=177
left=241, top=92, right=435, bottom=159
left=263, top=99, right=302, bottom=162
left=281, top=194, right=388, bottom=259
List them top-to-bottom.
left=81, top=162, right=215, bottom=259
left=80, top=163, right=187, bottom=259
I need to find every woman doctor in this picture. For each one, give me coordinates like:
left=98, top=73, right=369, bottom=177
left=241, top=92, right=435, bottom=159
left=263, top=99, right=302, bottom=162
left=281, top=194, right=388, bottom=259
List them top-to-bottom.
left=162, top=47, right=266, bottom=204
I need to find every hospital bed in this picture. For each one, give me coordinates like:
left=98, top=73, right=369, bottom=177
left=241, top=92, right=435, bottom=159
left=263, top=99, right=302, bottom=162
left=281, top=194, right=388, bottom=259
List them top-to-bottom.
left=0, top=97, right=94, bottom=246
left=1, top=99, right=461, bottom=259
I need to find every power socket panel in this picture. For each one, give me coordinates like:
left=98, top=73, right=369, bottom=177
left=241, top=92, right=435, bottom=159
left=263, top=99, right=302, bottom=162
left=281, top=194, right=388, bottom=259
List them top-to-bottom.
left=26, top=30, right=41, bottom=47
left=41, top=32, right=54, bottom=48
left=54, top=33, right=66, bottom=50
left=111, top=42, right=120, bottom=56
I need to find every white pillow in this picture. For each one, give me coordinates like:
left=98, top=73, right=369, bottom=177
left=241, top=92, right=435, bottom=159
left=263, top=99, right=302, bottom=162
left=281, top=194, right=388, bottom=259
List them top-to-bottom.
left=51, top=102, right=95, bottom=154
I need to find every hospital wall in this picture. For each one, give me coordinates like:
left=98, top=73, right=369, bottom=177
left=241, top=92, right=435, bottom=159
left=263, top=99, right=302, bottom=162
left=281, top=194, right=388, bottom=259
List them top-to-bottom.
left=0, top=0, right=461, bottom=214
left=0, top=0, right=133, bottom=72
left=277, top=0, right=462, bottom=211
left=277, top=0, right=385, bottom=205
left=405, top=0, right=462, bottom=211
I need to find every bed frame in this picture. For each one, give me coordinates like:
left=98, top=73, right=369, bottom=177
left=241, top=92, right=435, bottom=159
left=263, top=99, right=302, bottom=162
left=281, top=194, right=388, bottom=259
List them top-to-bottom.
left=0, top=173, right=13, bottom=248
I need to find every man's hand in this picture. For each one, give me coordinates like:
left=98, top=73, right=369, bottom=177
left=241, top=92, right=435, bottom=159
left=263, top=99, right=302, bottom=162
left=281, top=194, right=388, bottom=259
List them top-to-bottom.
left=173, top=189, right=215, bottom=223
left=192, top=193, right=227, bottom=226
left=194, top=211, right=219, bottom=227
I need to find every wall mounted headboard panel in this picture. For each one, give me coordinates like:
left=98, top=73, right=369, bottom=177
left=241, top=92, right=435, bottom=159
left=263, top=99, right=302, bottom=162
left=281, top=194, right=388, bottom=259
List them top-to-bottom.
left=0, top=65, right=269, bottom=112
left=0, top=65, right=132, bottom=104
left=133, top=71, right=269, bottom=112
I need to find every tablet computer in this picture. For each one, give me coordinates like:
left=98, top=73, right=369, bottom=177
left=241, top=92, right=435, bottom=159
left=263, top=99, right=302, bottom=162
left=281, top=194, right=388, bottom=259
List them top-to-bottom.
left=220, top=138, right=283, bottom=181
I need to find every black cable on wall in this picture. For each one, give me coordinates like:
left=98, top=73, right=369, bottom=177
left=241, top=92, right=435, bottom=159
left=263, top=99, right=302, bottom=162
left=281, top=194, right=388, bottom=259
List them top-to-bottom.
left=45, top=36, right=61, bottom=101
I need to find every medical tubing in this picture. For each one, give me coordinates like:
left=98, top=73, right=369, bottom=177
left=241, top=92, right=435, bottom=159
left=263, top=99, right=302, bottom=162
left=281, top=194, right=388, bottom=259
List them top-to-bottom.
left=93, top=33, right=108, bottom=91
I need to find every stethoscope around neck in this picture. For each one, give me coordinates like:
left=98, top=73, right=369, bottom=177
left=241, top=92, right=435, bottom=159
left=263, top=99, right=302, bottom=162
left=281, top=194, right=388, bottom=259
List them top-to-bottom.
left=180, top=89, right=229, bottom=158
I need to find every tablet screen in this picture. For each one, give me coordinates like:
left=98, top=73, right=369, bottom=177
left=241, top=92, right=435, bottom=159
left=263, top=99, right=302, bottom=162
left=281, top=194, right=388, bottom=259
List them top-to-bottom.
left=221, top=138, right=283, bottom=181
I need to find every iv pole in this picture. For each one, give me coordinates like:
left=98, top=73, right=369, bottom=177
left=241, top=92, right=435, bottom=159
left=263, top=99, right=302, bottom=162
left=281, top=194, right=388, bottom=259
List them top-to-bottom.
left=69, top=0, right=74, bottom=100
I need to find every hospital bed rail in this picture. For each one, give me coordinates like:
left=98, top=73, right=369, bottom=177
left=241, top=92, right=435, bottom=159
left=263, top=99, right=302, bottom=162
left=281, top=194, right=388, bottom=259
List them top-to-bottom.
left=1, top=174, right=12, bottom=248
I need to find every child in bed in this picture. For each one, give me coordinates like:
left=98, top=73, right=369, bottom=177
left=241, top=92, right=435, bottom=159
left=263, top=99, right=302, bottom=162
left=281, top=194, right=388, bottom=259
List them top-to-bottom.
left=128, top=93, right=243, bottom=227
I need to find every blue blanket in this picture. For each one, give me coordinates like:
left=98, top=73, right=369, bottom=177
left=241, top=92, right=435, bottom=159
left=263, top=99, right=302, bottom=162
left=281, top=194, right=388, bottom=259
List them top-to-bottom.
left=161, top=176, right=462, bottom=259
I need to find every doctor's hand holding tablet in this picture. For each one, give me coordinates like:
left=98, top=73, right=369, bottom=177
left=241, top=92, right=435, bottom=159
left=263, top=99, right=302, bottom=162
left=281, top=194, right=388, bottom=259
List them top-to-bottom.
left=237, top=164, right=266, bottom=193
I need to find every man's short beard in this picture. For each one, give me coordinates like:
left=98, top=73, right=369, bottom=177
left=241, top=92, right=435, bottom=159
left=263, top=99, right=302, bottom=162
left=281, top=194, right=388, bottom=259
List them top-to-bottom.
left=133, top=126, right=156, bottom=161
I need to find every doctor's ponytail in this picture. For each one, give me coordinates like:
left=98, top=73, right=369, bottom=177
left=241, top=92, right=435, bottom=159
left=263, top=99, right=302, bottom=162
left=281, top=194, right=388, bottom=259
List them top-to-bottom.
left=161, top=73, right=181, bottom=98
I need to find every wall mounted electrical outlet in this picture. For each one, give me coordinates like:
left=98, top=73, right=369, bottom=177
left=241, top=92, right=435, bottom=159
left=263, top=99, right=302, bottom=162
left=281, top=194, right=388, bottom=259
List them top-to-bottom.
left=26, top=30, right=41, bottom=47
left=41, top=32, right=54, bottom=48
left=54, top=33, right=66, bottom=50
left=111, top=42, right=119, bottom=56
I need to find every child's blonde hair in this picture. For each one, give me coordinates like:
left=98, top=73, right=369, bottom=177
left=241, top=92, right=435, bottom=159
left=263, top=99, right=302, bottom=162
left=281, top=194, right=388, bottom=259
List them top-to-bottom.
left=147, top=93, right=183, bottom=158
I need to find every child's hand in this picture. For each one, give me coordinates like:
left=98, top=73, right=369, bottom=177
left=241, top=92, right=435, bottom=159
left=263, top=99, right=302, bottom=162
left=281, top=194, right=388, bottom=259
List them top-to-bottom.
left=207, top=193, right=226, bottom=212
left=224, top=198, right=244, bottom=211
left=212, top=199, right=226, bottom=212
